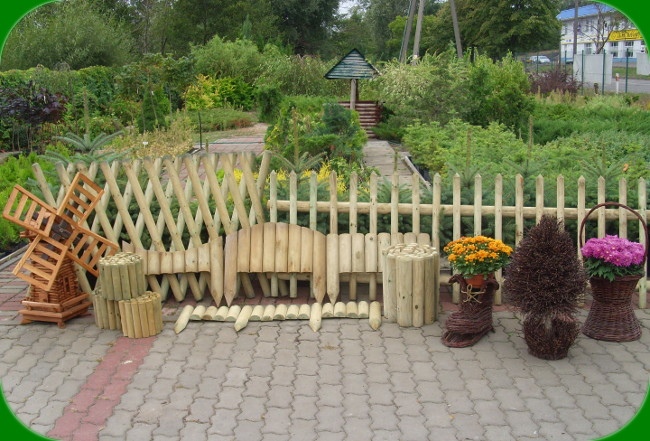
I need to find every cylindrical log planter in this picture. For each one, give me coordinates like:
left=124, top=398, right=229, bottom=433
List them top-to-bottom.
left=382, top=244, right=438, bottom=327
left=98, top=252, right=146, bottom=302
left=118, top=291, right=163, bottom=337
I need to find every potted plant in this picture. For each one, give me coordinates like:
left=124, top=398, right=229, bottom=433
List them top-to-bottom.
left=580, top=208, right=646, bottom=341
left=503, top=215, right=587, bottom=360
left=443, top=235, right=512, bottom=287
left=441, top=236, right=512, bottom=348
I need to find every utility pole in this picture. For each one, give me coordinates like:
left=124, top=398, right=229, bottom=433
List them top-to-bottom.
left=399, top=0, right=418, bottom=63
left=412, top=0, right=426, bottom=63
left=450, top=0, right=463, bottom=58
left=573, top=0, right=579, bottom=56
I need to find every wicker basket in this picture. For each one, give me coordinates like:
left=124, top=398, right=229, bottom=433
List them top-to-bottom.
left=579, top=202, right=646, bottom=342
left=442, top=274, right=498, bottom=348
left=523, top=313, right=579, bottom=360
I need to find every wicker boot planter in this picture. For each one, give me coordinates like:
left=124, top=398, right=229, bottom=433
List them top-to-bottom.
left=580, top=202, right=646, bottom=342
left=442, top=274, right=498, bottom=348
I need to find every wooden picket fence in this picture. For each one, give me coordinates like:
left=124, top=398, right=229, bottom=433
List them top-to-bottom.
left=32, top=152, right=649, bottom=308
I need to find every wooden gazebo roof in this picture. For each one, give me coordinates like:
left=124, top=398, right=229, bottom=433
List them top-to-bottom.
left=324, top=49, right=379, bottom=80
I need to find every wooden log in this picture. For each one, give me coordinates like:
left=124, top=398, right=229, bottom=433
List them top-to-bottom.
left=263, top=223, right=276, bottom=273
left=275, top=223, right=289, bottom=273
left=250, top=224, right=264, bottom=272
left=288, top=224, right=302, bottom=272
left=300, top=227, right=313, bottom=273
left=237, top=228, right=251, bottom=273
left=224, top=232, right=239, bottom=305
left=312, top=232, right=327, bottom=303
left=391, top=232, right=404, bottom=245
left=404, top=232, right=417, bottom=244
left=338, top=233, right=352, bottom=273
left=377, top=233, right=391, bottom=272
left=417, top=233, right=430, bottom=246
left=326, top=234, right=340, bottom=303
left=364, top=234, right=377, bottom=272
left=209, top=237, right=224, bottom=306
left=198, top=243, right=211, bottom=272
left=185, top=247, right=199, bottom=273
left=148, top=249, right=160, bottom=276
left=173, top=249, right=185, bottom=274
left=383, top=250, right=397, bottom=322
left=160, top=251, right=173, bottom=275
left=424, top=253, right=436, bottom=325
left=396, top=255, right=413, bottom=327
left=411, top=256, right=425, bottom=327
left=127, top=257, right=140, bottom=299
left=98, top=261, right=114, bottom=301
left=118, top=261, right=132, bottom=301
left=110, top=262, right=122, bottom=300
left=241, top=274, right=256, bottom=299
left=271, top=274, right=279, bottom=298
left=289, top=276, right=298, bottom=299
left=278, top=279, right=289, bottom=297
left=152, top=292, right=163, bottom=334
left=92, top=294, right=102, bottom=328
left=94, top=294, right=106, bottom=329
left=145, top=295, right=156, bottom=337
left=117, top=297, right=127, bottom=336
left=106, top=298, right=118, bottom=330
left=123, top=298, right=135, bottom=338
left=137, top=298, right=149, bottom=338
left=131, top=299, right=142, bottom=338
left=346, top=301, right=358, bottom=318
left=358, top=301, right=369, bottom=319
left=369, top=301, right=382, bottom=330
left=333, top=302, right=346, bottom=318
left=309, top=303, right=322, bottom=332
left=322, top=303, right=334, bottom=318
left=174, top=304, right=194, bottom=334
left=273, top=304, right=288, bottom=320
left=286, top=304, right=299, bottom=319
left=298, top=304, right=311, bottom=319
left=190, top=305, right=207, bottom=320
left=203, top=305, right=218, bottom=320
left=213, top=305, right=229, bottom=321
left=225, top=305, right=242, bottom=322
left=234, top=305, right=253, bottom=332
left=250, top=305, right=264, bottom=321
left=262, top=305, right=275, bottom=321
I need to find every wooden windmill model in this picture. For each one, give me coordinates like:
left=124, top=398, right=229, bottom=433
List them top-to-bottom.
left=2, top=173, right=119, bottom=327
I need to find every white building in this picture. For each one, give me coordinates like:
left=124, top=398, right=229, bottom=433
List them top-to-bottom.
left=558, top=3, right=645, bottom=62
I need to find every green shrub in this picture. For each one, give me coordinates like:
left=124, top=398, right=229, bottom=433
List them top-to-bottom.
left=192, top=36, right=266, bottom=84
left=184, top=75, right=255, bottom=111
left=256, top=83, right=284, bottom=123
left=265, top=97, right=366, bottom=168
left=186, top=108, right=255, bottom=131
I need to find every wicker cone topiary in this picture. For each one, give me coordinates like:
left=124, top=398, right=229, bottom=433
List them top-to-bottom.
left=503, top=215, right=587, bottom=360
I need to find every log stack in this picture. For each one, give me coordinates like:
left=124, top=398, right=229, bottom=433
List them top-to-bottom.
left=382, top=243, right=439, bottom=327
left=93, top=252, right=162, bottom=337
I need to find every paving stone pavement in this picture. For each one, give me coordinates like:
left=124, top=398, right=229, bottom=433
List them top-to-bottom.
left=2, top=307, right=649, bottom=441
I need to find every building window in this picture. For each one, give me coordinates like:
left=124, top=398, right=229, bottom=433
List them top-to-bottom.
left=610, top=41, right=619, bottom=48
left=625, top=41, right=634, bottom=47
left=611, top=51, right=618, bottom=58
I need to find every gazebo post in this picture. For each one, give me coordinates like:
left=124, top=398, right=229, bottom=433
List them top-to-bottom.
left=350, top=79, right=357, bottom=111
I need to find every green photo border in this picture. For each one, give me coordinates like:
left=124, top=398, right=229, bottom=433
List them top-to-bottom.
left=0, top=1, right=649, bottom=440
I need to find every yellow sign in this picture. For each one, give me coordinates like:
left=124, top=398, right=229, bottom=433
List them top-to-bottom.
left=609, top=29, right=642, bottom=41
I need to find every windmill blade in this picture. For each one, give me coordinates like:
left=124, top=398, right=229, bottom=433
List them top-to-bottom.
left=57, top=173, right=104, bottom=225
left=2, top=185, right=58, bottom=237
left=64, top=227, right=119, bottom=276
left=13, top=234, right=69, bottom=292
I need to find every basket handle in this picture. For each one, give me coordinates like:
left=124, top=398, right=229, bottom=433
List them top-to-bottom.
left=578, top=202, right=648, bottom=265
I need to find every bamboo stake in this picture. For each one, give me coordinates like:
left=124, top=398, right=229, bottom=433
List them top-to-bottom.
left=312, top=231, right=327, bottom=303
left=326, top=234, right=340, bottom=303
left=412, top=255, right=425, bottom=327
left=346, top=301, right=358, bottom=318
left=358, top=301, right=369, bottom=319
left=369, top=301, right=382, bottom=330
left=333, top=302, right=346, bottom=318
left=309, top=303, right=322, bottom=331
left=322, top=303, right=334, bottom=318
left=273, top=304, right=288, bottom=320
left=286, top=304, right=299, bottom=319
left=298, top=304, right=311, bottom=319
left=174, top=305, right=194, bottom=334
left=190, top=305, right=207, bottom=320
left=225, top=305, right=241, bottom=322
left=234, top=305, right=253, bottom=332
left=250, top=305, right=264, bottom=321
left=262, top=305, right=275, bottom=321
left=203, top=306, right=218, bottom=320
left=214, top=306, right=229, bottom=321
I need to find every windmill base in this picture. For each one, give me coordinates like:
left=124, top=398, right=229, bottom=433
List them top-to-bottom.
left=19, top=293, right=91, bottom=328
